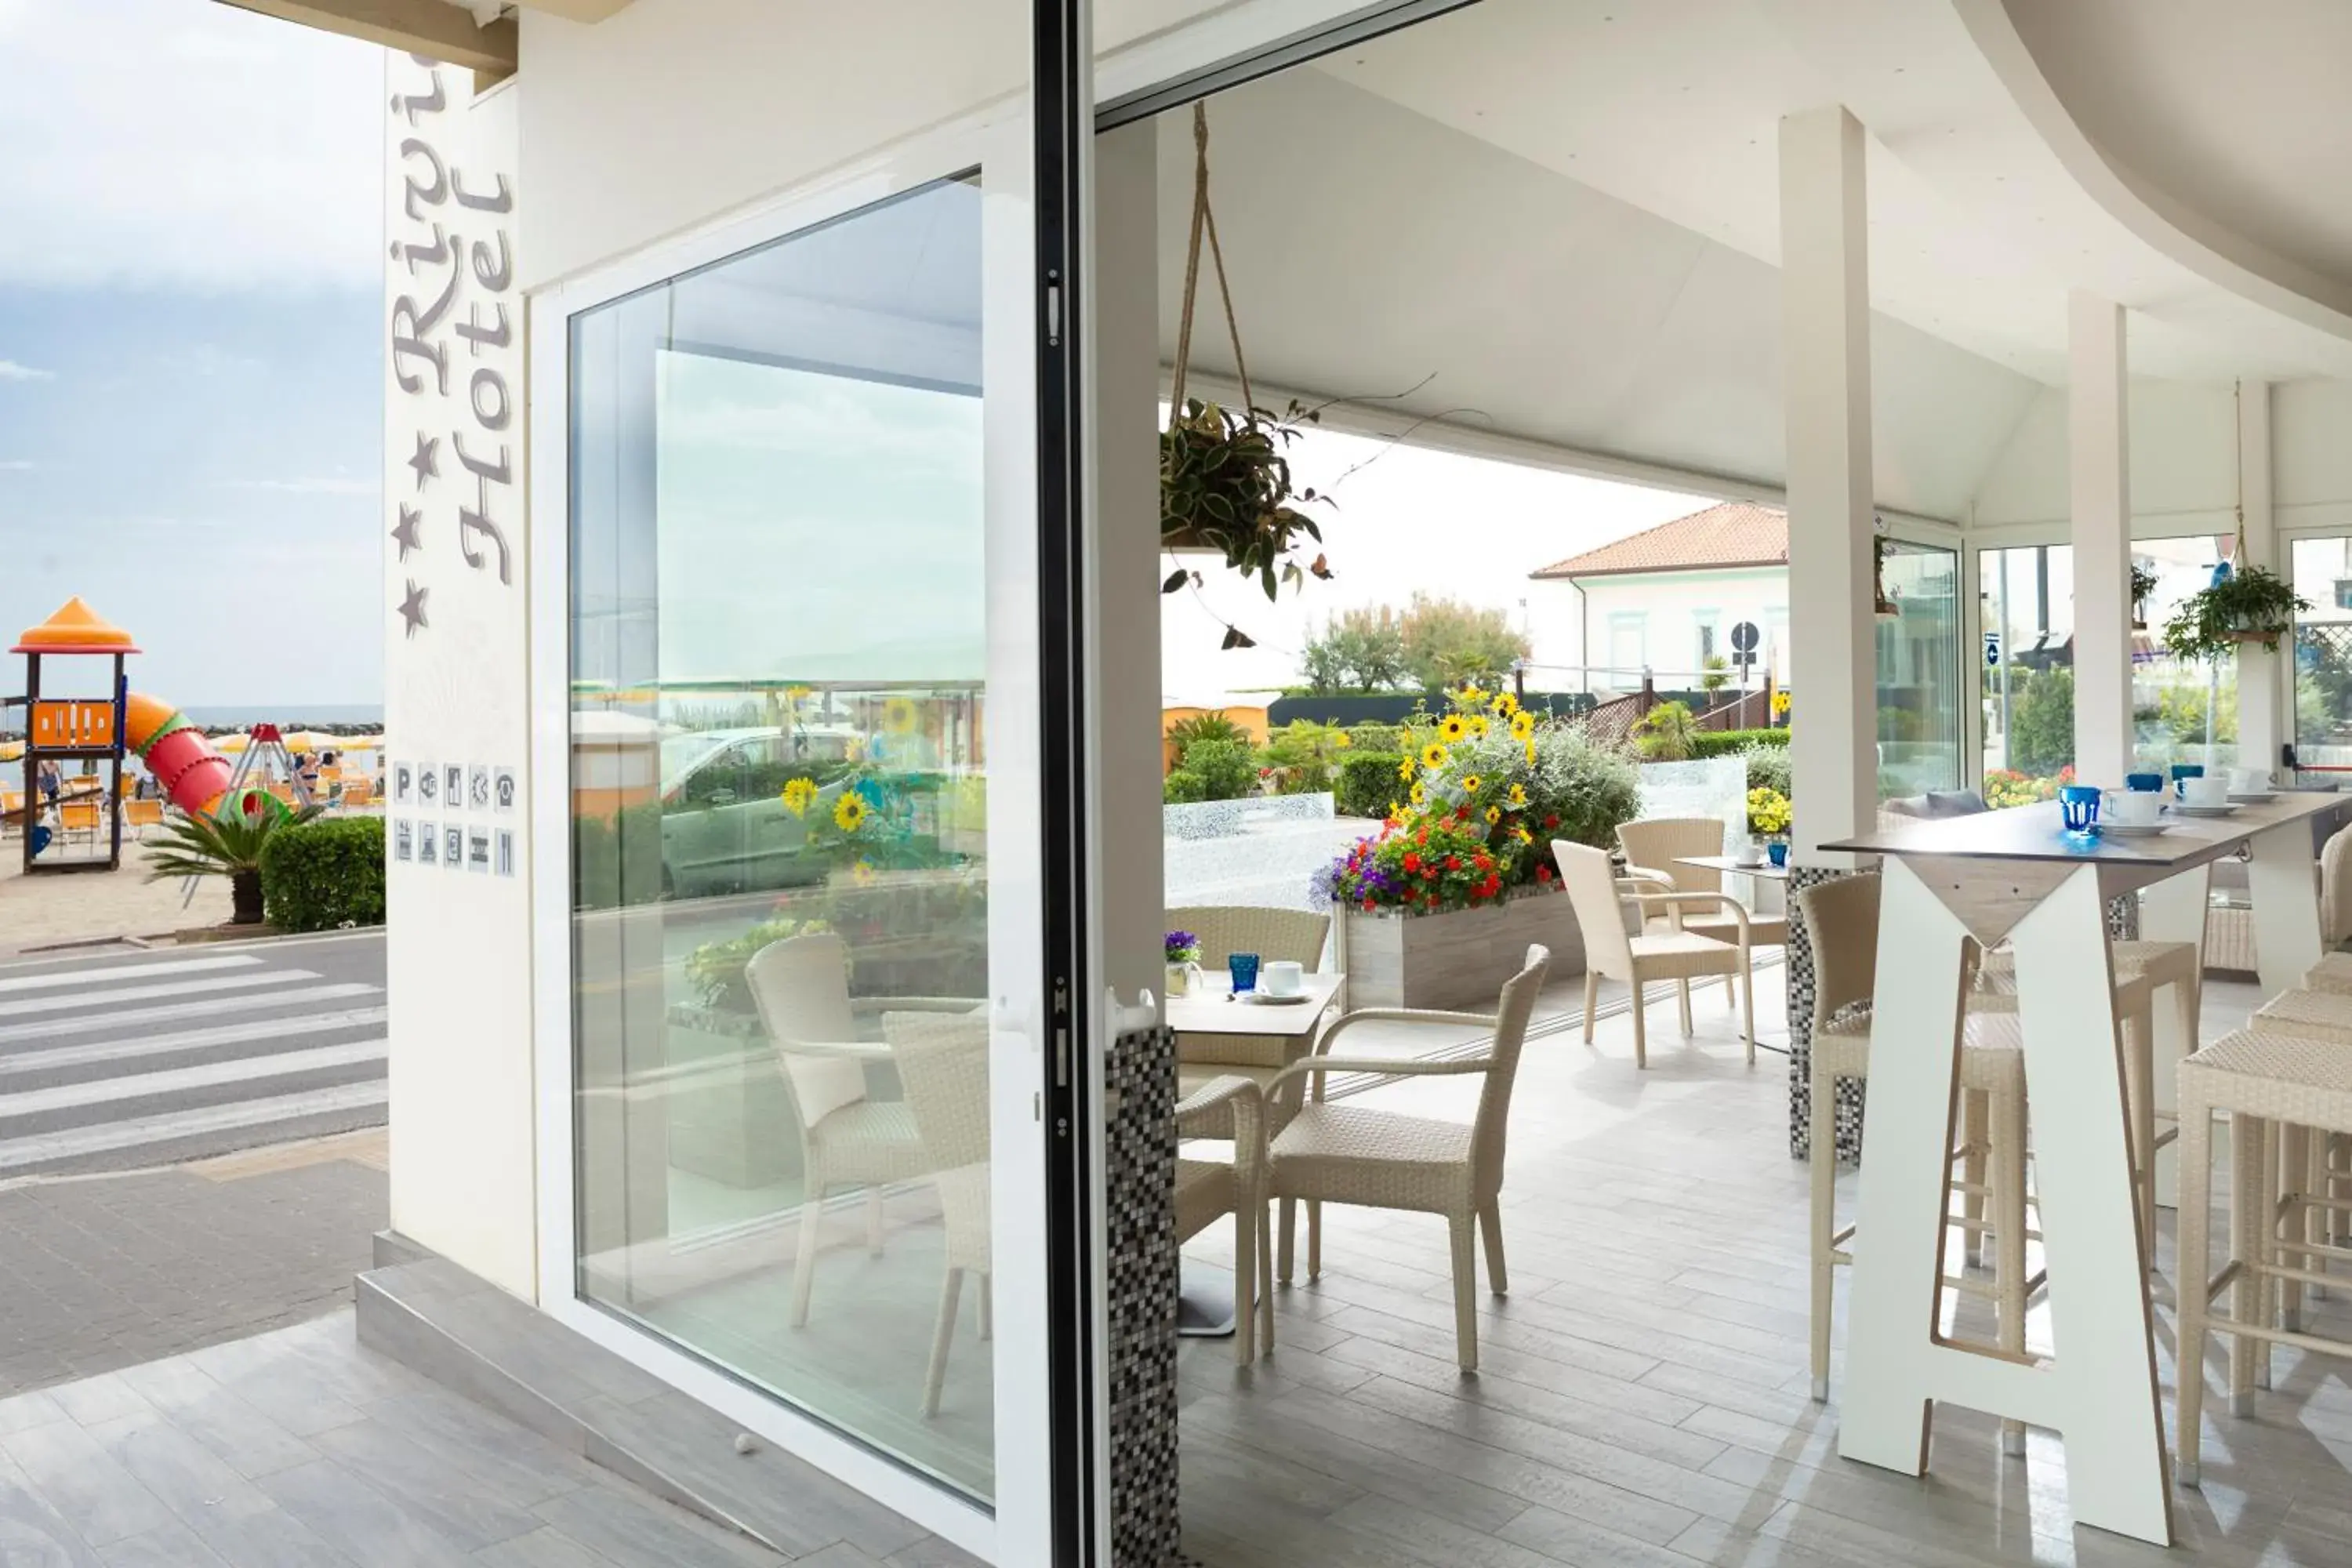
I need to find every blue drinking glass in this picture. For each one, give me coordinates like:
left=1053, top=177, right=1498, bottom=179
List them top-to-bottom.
left=2170, top=763, right=2204, bottom=800
left=2125, top=771, right=2164, bottom=793
left=2059, top=783, right=2101, bottom=833
left=1766, top=842, right=1788, bottom=868
left=1228, top=953, right=1261, bottom=993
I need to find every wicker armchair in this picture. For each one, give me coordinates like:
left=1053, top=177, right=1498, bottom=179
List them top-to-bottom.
left=1553, top=841, right=1753, bottom=1066
left=1167, top=905, right=1332, bottom=1097
left=746, top=935, right=933, bottom=1329
left=1254, top=946, right=1551, bottom=1373
left=883, top=1011, right=993, bottom=1417
left=1174, top=1075, right=1273, bottom=1364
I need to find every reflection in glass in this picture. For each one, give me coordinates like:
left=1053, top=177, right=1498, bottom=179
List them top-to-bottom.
left=568, top=177, right=996, bottom=1501
left=2130, top=535, right=2238, bottom=779
left=2292, top=536, right=2352, bottom=774
left=1874, top=541, right=1959, bottom=800
left=1979, top=544, right=2075, bottom=805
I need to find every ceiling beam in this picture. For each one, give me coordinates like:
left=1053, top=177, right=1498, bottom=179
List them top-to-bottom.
left=212, top=0, right=517, bottom=75
left=522, top=0, right=634, bottom=18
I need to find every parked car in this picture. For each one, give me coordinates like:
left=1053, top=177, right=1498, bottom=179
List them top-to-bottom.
left=658, top=728, right=853, bottom=898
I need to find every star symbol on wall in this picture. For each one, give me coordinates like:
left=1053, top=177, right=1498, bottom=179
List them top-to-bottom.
left=408, top=432, right=440, bottom=491
left=390, top=505, right=423, bottom=561
left=397, top=579, right=429, bottom=638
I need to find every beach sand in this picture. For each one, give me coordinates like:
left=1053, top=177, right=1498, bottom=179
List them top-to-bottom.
left=0, top=833, right=232, bottom=954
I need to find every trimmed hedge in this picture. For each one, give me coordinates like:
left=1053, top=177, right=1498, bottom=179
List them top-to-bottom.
left=1690, top=728, right=1789, bottom=758
left=1335, top=752, right=1406, bottom=820
left=1162, top=769, right=1208, bottom=804
left=260, top=816, right=386, bottom=933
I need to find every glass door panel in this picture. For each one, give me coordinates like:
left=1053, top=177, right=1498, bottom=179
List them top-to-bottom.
left=2131, top=534, right=2238, bottom=777
left=2291, top=535, right=2352, bottom=778
left=1875, top=539, right=1960, bottom=798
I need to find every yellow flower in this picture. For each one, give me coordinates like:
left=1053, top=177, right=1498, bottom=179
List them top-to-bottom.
left=1461, top=684, right=1487, bottom=706
left=1773, top=691, right=1793, bottom=717
left=1491, top=692, right=1519, bottom=718
left=881, top=696, right=919, bottom=734
left=1510, top=711, right=1535, bottom=741
left=1438, top=714, right=1468, bottom=743
left=1466, top=715, right=1489, bottom=738
left=1332, top=731, right=1352, bottom=749
left=1524, top=740, right=1538, bottom=767
left=1421, top=742, right=1450, bottom=771
left=1397, top=757, right=1417, bottom=782
left=1462, top=775, right=1483, bottom=795
left=780, top=777, right=818, bottom=818
left=1409, top=782, right=1427, bottom=805
left=1507, top=783, right=1528, bottom=808
left=833, top=793, right=870, bottom=833
left=1388, top=800, right=1402, bottom=819
left=1485, top=805, right=1503, bottom=825
left=1512, top=825, right=1533, bottom=845
left=850, top=858, right=879, bottom=887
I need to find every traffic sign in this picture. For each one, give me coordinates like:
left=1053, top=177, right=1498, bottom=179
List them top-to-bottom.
left=1730, top=620, right=1760, bottom=653
left=1983, top=632, right=2001, bottom=668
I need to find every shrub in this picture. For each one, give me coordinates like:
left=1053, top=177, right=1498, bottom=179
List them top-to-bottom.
left=1632, top=700, right=1700, bottom=760
left=1165, top=711, right=1248, bottom=768
left=1346, top=723, right=1402, bottom=753
left=1690, top=728, right=1790, bottom=758
left=1180, top=739, right=1259, bottom=802
left=1741, top=742, right=1792, bottom=800
left=1335, top=753, right=1406, bottom=820
left=1163, top=769, right=1208, bottom=805
left=260, top=815, right=386, bottom=933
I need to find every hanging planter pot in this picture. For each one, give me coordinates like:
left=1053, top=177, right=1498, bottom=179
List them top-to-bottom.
left=1159, top=104, right=1334, bottom=603
left=1871, top=535, right=1900, bottom=621
left=2159, top=561, right=2308, bottom=662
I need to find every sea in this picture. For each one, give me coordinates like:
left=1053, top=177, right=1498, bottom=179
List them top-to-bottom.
left=180, top=704, right=384, bottom=730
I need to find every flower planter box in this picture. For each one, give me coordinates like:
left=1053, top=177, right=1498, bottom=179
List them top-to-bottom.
left=1342, top=889, right=1585, bottom=1011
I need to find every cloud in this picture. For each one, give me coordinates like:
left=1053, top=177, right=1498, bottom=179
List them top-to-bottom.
left=0, top=0, right=383, bottom=290
left=0, top=360, right=52, bottom=380
left=221, top=476, right=377, bottom=497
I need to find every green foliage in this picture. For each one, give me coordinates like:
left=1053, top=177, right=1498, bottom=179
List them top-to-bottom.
left=1160, top=397, right=1328, bottom=599
left=2161, top=564, right=2308, bottom=663
left=1396, top=593, right=1530, bottom=691
left=1299, top=608, right=1410, bottom=692
left=1700, top=654, right=1730, bottom=693
left=2005, top=665, right=2075, bottom=778
left=2148, top=679, right=2238, bottom=750
left=1632, top=700, right=1701, bottom=761
left=1165, top=710, right=1249, bottom=765
left=1346, top=723, right=1403, bottom=753
left=1530, top=726, right=1642, bottom=851
left=1689, top=728, right=1790, bottom=758
left=1178, top=739, right=1258, bottom=802
left=1741, top=742, right=1793, bottom=800
left=1335, top=753, right=1406, bottom=820
left=1162, top=770, right=1208, bottom=805
left=143, top=796, right=324, bottom=882
left=574, top=804, right=664, bottom=909
left=259, top=816, right=386, bottom=934
left=683, top=916, right=835, bottom=1011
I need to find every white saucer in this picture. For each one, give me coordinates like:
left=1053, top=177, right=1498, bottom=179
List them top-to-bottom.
left=2229, top=791, right=2278, bottom=804
left=2170, top=803, right=2239, bottom=818
left=2099, top=821, right=2171, bottom=838
left=1235, top=990, right=1312, bottom=1006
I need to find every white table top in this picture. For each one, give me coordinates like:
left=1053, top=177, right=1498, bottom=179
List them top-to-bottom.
left=1820, top=791, right=2339, bottom=867
left=1675, top=853, right=1788, bottom=880
left=1166, top=972, right=1342, bottom=1037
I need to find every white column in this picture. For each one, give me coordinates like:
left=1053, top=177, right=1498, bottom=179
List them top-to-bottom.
left=1780, top=106, right=1876, bottom=859
left=1092, top=119, right=1165, bottom=1000
left=2071, top=292, right=2132, bottom=786
left=2235, top=381, right=2281, bottom=775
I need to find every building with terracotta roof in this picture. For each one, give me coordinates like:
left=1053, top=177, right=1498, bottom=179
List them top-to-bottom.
left=1526, top=502, right=1791, bottom=694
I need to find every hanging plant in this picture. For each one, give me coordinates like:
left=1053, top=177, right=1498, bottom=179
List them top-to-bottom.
left=1159, top=103, right=1334, bottom=605
left=1871, top=535, right=1900, bottom=620
left=2129, top=562, right=2158, bottom=631
left=2160, top=563, right=2307, bottom=662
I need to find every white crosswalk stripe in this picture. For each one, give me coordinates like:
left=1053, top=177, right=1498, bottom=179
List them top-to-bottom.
left=0, top=940, right=387, bottom=1178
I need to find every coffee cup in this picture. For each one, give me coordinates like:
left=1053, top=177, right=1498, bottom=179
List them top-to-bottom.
left=2230, top=767, right=2271, bottom=795
left=2182, top=775, right=2230, bottom=808
left=2106, top=789, right=2158, bottom=826
left=1733, top=839, right=1764, bottom=867
left=1261, top=960, right=1305, bottom=998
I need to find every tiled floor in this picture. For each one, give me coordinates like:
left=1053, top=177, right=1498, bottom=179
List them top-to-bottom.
left=1176, top=967, right=2352, bottom=1566
left=0, top=1307, right=956, bottom=1566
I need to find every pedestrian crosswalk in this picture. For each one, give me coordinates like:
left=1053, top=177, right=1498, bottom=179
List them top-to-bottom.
left=0, top=942, right=387, bottom=1178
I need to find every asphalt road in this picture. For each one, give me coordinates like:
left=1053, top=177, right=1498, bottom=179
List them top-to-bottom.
left=0, top=931, right=387, bottom=1180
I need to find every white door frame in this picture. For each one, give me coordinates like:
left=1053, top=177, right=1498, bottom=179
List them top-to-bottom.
left=524, top=102, right=1052, bottom=1566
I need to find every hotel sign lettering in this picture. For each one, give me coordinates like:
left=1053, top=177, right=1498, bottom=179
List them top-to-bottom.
left=387, top=56, right=517, bottom=641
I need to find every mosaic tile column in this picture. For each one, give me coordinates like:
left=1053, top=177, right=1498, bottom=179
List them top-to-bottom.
left=1105, top=1023, right=1185, bottom=1567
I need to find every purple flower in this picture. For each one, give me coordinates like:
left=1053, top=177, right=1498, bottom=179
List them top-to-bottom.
left=1165, top=930, right=1200, bottom=962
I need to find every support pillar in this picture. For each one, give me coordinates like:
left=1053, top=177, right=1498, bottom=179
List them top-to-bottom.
left=1779, top=105, right=1876, bottom=1163
left=2070, top=292, right=2131, bottom=786
left=2234, top=381, right=2281, bottom=775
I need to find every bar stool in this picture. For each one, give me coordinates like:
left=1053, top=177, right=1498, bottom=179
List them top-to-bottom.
left=1795, top=875, right=2037, bottom=1453
left=2304, top=951, right=2352, bottom=994
left=2245, top=988, right=2352, bottom=1319
left=2173, top=1028, right=2352, bottom=1487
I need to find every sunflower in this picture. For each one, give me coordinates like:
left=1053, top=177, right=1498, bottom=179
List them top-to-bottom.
left=1460, top=684, right=1487, bottom=707
left=1490, top=691, right=1519, bottom=718
left=880, top=696, right=920, bottom=734
left=1510, top=710, right=1536, bottom=741
left=1438, top=714, right=1468, bottom=743
left=1466, top=715, right=1490, bottom=739
left=1332, top=731, right=1352, bottom=749
left=1524, top=740, right=1538, bottom=767
left=1421, top=742, right=1450, bottom=771
left=1398, top=757, right=1417, bottom=782
left=1461, top=775, right=1483, bottom=795
left=780, top=777, right=818, bottom=818
left=1409, top=782, right=1428, bottom=806
left=1507, top=782, right=1528, bottom=808
left=833, top=793, right=870, bottom=833
left=1388, top=800, right=1403, bottom=819
left=1485, top=805, right=1503, bottom=825
left=1512, top=825, right=1533, bottom=845
left=850, top=858, right=879, bottom=887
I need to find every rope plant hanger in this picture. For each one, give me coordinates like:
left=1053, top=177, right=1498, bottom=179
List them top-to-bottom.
left=1161, top=102, right=1333, bottom=629
left=2158, top=379, right=2307, bottom=663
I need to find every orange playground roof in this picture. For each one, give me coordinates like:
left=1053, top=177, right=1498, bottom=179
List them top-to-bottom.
left=13, top=597, right=140, bottom=655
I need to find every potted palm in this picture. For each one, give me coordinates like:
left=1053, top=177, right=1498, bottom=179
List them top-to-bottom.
left=2130, top=561, right=2159, bottom=631
left=144, top=793, right=323, bottom=925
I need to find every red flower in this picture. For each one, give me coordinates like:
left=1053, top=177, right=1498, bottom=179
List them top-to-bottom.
left=1544, top=815, right=1559, bottom=829
left=1403, top=851, right=1421, bottom=873
left=1474, top=854, right=1493, bottom=872
left=1446, top=855, right=1462, bottom=872
left=1536, top=864, right=1553, bottom=883
left=1424, top=866, right=1438, bottom=880
left=1361, top=898, right=1376, bottom=913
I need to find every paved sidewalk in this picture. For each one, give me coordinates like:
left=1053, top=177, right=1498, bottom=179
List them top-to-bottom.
left=0, top=1131, right=386, bottom=1397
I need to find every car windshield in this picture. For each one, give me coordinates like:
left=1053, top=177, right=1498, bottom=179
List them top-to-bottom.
left=659, top=733, right=729, bottom=789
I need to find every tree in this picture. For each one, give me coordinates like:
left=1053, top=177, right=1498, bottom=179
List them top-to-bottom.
left=1397, top=593, right=1530, bottom=692
left=1298, top=608, right=1410, bottom=692
left=2005, top=665, right=2074, bottom=778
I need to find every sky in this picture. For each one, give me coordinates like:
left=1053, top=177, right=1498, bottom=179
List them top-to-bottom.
left=0, top=0, right=384, bottom=710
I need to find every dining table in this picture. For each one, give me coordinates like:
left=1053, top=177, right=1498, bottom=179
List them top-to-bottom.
left=1818, top=792, right=2332, bottom=1545
left=1167, top=971, right=1343, bottom=1334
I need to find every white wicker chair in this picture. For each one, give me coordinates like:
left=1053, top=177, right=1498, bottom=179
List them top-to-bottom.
left=1553, top=840, right=1753, bottom=1066
left=1794, top=873, right=2036, bottom=1446
left=747, top=935, right=934, bottom=1330
left=1254, top=946, right=1552, bottom=1373
left=883, top=1011, right=993, bottom=1418
left=1175, top=1075, right=1273, bottom=1365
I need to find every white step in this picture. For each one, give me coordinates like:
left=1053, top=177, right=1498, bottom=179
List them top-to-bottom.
left=0, top=1080, right=389, bottom=1174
